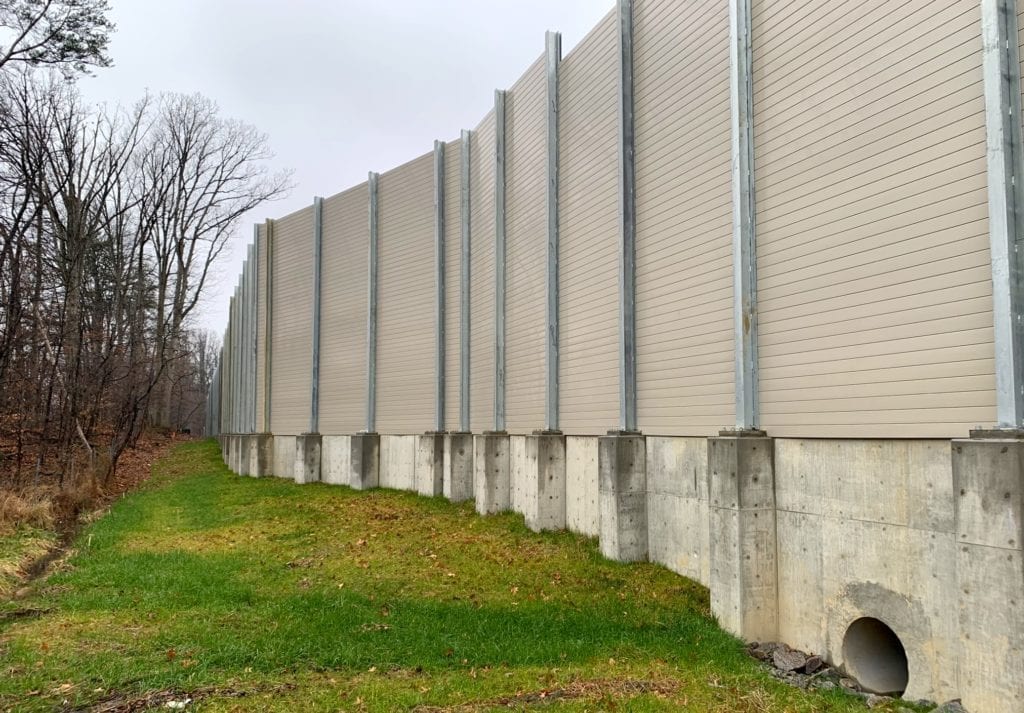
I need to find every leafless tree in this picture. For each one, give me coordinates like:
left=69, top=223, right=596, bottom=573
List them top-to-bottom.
left=0, top=0, right=114, bottom=75
left=0, top=73, right=288, bottom=489
left=138, top=93, right=290, bottom=427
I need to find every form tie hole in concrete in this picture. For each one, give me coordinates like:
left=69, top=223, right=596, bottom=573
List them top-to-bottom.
left=842, top=617, right=909, bottom=696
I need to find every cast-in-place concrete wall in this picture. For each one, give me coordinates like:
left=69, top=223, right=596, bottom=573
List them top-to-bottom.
left=379, top=435, right=417, bottom=491
left=565, top=437, right=599, bottom=537
left=646, top=437, right=710, bottom=586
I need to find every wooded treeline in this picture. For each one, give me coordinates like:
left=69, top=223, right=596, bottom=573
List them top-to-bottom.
left=0, top=1, right=290, bottom=487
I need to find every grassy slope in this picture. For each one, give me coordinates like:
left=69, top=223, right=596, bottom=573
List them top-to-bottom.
left=0, top=441, right=904, bottom=712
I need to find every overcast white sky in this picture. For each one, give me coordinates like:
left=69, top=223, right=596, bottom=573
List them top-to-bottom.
left=78, top=0, right=614, bottom=335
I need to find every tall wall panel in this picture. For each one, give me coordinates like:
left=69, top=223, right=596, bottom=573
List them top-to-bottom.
left=634, top=0, right=735, bottom=436
left=753, top=0, right=995, bottom=438
left=559, top=11, right=620, bottom=436
left=504, top=56, right=548, bottom=433
left=470, top=112, right=497, bottom=432
left=443, top=138, right=462, bottom=430
left=375, top=153, right=435, bottom=433
left=319, top=183, right=368, bottom=434
left=269, top=206, right=315, bottom=435
left=256, top=223, right=267, bottom=432
left=222, top=323, right=230, bottom=434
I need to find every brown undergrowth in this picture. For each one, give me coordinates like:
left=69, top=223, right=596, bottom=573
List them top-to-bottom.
left=0, top=430, right=182, bottom=599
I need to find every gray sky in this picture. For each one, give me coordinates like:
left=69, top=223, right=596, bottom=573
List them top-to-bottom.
left=80, top=0, right=614, bottom=335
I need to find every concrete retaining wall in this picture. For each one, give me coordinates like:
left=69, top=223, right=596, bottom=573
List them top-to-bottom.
left=219, top=431, right=1024, bottom=710
left=272, top=435, right=296, bottom=480
left=321, top=435, right=352, bottom=486
left=380, top=435, right=417, bottom=491
left=509, top=435, right=529, bottom=516
left=565, top=436, right=599, bottom=537
left=646, top=437, right=710, bottom=586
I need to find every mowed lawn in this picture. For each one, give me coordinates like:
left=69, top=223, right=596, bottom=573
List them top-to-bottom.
left=0, top=441, right=891, bottom=712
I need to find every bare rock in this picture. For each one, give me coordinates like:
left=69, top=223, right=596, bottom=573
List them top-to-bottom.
left=748, top=641, right=779, bottom=662
left=773, top=646, right=807, bottom=673
left=802, top=654, right=823, bottom=674
left=866, top=694, right=891, bottom=709
left=932, top=701, right=968, bottom=713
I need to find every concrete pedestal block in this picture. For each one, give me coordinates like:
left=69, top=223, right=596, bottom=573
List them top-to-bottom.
left=474, top=432, right=510, bottom=515
left=294, top=433, right=322, bottom=484
left=349, top=433, right=380, bottom=490
left=416, top=433, right=445, bottom=496
left=444, top=433, right=474, bottom=502
left=523, top=433, right=566, bottom=532
left=598, top=433, right=647, bottom=562
left=708, top=433, right=778, bottom=643
left=251, top=434, right=273, bottom=477
left=953, top=436, right=1024, bottom=713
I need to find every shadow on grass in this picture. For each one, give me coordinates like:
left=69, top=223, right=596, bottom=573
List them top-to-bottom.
left=34, top=545, right=740, bottom=676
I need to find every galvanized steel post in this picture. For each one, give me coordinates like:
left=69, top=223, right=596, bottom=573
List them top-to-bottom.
left=617, top=0, right=638, bottom=433
left=729, top=0, right=759, bottom=431
left=981, top=0, right=1024, bottom=428
left=545, top=30, right=562, bottom=433
left=494, top=89, right=507, bottom=433
left=460, top=129, right=472, bottom=433
left=434, top=141, right=447, bottom=433
left=366, top=172, right=380, bottom=433
left=310, top=197, right=324, bottom=434
left=263, top=219, right=275, bottom=433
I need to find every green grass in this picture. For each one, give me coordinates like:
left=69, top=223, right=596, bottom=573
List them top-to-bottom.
left=0, top=440, right=903, bottom=711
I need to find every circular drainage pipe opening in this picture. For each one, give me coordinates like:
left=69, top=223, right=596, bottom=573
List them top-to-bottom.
left=842, top=617, right=909, bottom=696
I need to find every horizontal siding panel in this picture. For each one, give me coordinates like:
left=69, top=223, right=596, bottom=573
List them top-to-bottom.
left=635, top=0, right=733, bottom=437
left=753, top=0, right=991, bottom=442
left=754, top=0, right=976, bottom=111
left=561, top=10, right=624, bottom=435
left=505, top=56, right=548, bottom=433
left=470, top=111, right=497, bottom=432
left=444, top=138, right=462, bottom=430
left=376, top=153, right=436, bottom=434
left=319, top=183, right=368, bottom=434
left=270, top=206, right=314, bottom=435
left=256, top=224, right=267, bottom=432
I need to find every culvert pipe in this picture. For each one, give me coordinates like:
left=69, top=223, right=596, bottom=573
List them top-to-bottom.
left=842, top=616, right=909, bottom=696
